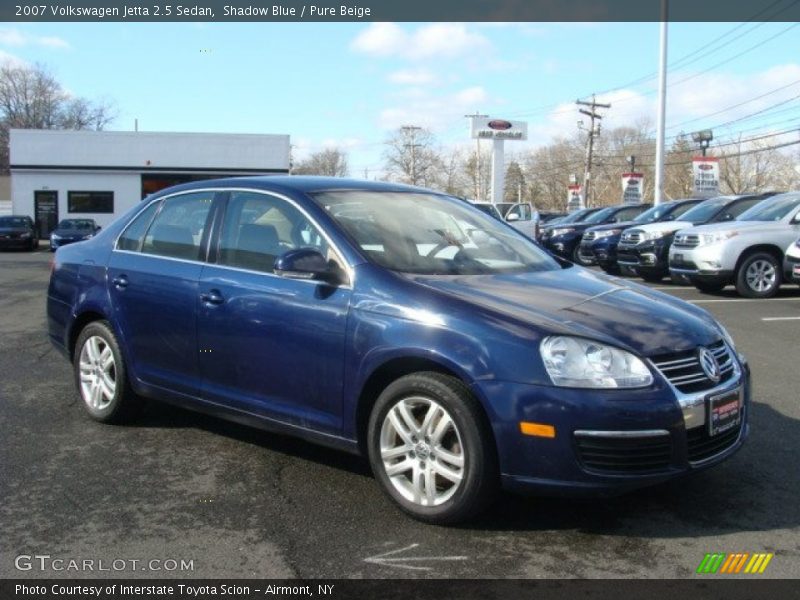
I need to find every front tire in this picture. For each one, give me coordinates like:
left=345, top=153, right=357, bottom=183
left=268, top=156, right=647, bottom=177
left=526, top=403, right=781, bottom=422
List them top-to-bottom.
left=572, top=245, right=594, bottom=267
left=735, top=252, right=781, bottom=298
left=694, top=281, right=726, bottom=294
left=74, top=320, right=141, bottom=423
left=367, top=372, right=497, bottom=524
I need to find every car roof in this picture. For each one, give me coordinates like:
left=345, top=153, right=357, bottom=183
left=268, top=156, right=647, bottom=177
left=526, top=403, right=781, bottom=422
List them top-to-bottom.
left=153, top=175, right=437, bottom=198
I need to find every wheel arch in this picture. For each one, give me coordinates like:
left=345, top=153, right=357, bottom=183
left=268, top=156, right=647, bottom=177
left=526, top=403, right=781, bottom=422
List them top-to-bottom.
left=734, top=244, right=785, bottom=275
left=67, top=310, right=108, bottom=361
left=354, top=356, right=496, bottom=458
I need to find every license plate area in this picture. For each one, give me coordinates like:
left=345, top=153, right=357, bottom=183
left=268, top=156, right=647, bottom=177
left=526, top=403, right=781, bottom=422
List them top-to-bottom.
left=674, top=253, right=684, bottom=263
left=707, top=388, right=742, bottom=436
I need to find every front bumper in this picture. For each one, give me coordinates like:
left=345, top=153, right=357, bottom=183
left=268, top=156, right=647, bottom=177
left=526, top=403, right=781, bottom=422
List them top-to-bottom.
left=0, top=236, right=35, bottom=249
left=581, top=237, right=621, bottom=268
left=617, top=238, right=671, bottom=273
left=669, top=244, right=734, bottom=284
left=476, top=362, right=750, bottom=496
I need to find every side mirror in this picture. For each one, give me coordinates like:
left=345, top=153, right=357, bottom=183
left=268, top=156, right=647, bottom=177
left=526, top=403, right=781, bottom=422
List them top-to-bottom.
left=506, top=213, right=520, bottom=222
left=791, top=213, right=800, bottom=224
left=274, top=248, right=341, bottom=284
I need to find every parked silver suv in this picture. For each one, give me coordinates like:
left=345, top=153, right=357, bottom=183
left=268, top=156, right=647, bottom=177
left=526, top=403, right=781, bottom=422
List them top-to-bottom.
left=669, top=192, right=800, bottom=297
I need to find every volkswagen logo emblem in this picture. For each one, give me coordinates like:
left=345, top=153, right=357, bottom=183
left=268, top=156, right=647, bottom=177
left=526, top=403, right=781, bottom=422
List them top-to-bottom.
left=698, top=347, right=721, bottom=383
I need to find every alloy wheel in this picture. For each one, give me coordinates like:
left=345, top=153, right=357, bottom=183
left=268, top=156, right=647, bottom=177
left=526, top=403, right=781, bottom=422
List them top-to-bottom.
left=745, top=259, right=776, bottom=293
left=78, top=335, right=117, bottom=411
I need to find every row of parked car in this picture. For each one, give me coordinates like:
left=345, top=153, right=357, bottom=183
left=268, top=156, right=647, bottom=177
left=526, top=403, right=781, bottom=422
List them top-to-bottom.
left=537, top=191, right=800, bottom=298
left=0, top=216, right=101, bottom=251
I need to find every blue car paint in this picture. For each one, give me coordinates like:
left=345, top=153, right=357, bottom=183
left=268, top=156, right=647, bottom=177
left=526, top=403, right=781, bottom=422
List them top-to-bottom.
left=47, top=177, right=749, bottom=495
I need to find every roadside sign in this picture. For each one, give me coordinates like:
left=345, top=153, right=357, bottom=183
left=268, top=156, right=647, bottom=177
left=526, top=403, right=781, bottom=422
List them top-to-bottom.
left=693, top=157, right=720, bottom=198
left=621, top=172, right=644, bottom=204
left=567, top=184, right=583, bottom=212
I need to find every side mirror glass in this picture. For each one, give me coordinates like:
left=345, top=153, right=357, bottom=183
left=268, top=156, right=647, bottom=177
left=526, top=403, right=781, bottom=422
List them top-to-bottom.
left=506, top=213, right=520, bottom=222
left=274, top=248, right=340, bottom=284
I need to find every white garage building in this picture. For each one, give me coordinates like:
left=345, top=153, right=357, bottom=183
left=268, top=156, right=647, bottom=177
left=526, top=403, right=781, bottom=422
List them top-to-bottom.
left=10, top=129, right=290, bottom=238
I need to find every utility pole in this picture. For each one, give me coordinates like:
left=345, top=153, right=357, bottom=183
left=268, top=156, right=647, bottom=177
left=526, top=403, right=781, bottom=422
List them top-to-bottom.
left=654, top=0, right=669, bottom=205
left=576, top=94, right=610, bottom=207
left=465, top=112, right=488, bottom=200
left=401, top=125, right=422, bottom=185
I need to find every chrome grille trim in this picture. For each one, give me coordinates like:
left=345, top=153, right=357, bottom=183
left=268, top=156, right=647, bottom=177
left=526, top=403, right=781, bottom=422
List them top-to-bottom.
left=620, top=230, right=644, bottom=245
left=582, top=231, right=597, bottom=242
left=673, top=233, right=700, bottom=248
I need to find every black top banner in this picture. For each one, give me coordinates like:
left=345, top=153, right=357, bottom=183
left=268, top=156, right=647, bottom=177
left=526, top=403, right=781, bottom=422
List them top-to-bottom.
left=3, top=0, right=800, bottom=22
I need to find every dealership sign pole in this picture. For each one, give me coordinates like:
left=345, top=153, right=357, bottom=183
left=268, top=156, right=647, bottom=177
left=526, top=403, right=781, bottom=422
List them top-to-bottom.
left=470, top=117, right=528, bottom=205
left=692, top=157, right=720, bottom=198
left=621, top=172, right=644, bottom=204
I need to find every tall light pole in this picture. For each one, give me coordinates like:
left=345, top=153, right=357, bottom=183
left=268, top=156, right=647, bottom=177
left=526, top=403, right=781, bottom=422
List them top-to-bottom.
left=653, top=0, right=669, bottom=206
left=692, top=129, right=714, bottom=156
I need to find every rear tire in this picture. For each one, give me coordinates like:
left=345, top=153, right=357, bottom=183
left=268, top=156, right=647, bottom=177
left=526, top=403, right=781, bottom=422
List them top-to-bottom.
left=735, top=252, right=781, bottom=298
left=74, top=320, right=141, bottom=424
left=367, top=372, right=498, bottom=524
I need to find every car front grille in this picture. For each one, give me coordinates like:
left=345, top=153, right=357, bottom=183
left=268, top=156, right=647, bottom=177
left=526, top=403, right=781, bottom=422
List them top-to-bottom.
left=620, top=230, right=643, bottom=245
left=582, top=231, right=597, bottom=242
left=673, top=233, right=700, bottom=248
left=650, top=340, right=735, bottom=394
left=687, top=421, right=742, bottom=462
left=574, top=432, right=673, bottom=474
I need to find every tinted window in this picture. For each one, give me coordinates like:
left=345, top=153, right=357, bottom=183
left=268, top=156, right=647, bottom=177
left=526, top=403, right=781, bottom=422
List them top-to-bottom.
left=68, top=191, right=114, bottom=213
left=217, top=191, right=330, bottom=273
left=141, top=193, right=214, bottom=260
left=680, top=197, right=729, bottom=223
left=117, top=201, right=161, bottom=251
left=669, top=201, right=700, bottom=219
left=507, top=204, right=532, bottom=221
left=583, top=207, right=616, bottom=224
left=0, top=216, right=30, bottom=227
left=58, top=219, right=95, bottom=230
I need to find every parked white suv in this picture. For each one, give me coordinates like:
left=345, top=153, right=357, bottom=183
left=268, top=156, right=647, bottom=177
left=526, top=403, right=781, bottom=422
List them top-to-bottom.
left=669, top=192, right=800, bottom=297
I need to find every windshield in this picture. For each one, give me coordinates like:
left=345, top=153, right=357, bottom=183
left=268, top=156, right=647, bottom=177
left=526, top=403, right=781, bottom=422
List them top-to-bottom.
left=313, top=191, right=560, bottom=275
left=737, top=194, right=800, bottom=222
left=679, top=197, right=729, bottom=224
left=633, top=203, right=678, bottom=223
left=583, top=207, right=616, bottom=224
left=559, top=208, right=596, bottom=224
left=0, top=217, right=28, bottom=227
left=58, top=219, right=94, bottom=230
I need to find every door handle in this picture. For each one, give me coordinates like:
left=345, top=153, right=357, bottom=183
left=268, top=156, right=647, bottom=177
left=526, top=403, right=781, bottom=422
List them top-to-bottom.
left=111, top=275, right=128, bottom=289
left=200, top=290, right=225, bottom=305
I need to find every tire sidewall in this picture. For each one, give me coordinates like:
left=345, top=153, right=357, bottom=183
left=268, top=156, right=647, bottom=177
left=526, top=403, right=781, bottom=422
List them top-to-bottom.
left=737, top=252, right=781, bottom=298
left=73, top=321, right=128, bottom=422
left=367, top=374, right=491, bottom=523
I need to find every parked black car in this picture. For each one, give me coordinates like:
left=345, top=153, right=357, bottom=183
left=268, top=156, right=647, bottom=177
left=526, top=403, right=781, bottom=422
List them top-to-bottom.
left=617, top=193, right=777, bottom=282
left=580, top=199, right=703, bottom=274
left=543, top=204, right=651, bottom=266
left=537, top=207, right=602, bottom=242
left=0, top=215, right=38, bottom=250
left=49, top=219, right=101, bottom=251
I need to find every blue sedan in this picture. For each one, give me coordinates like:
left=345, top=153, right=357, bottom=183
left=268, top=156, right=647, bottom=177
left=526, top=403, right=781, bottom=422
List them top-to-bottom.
left=47, top=177, right=749, bottom=524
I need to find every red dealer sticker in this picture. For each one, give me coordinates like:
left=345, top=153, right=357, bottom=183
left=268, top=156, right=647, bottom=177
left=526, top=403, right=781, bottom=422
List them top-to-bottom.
left=488, top=120, right=513, bottom=130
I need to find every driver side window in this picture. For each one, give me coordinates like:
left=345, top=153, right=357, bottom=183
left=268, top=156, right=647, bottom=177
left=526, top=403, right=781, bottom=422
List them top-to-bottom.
left=217, top=191, right=330, bottom=273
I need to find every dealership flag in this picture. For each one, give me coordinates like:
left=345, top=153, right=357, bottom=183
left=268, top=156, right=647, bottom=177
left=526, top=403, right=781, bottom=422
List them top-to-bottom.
left=692, top=157, right=720, bottom=198
left=621, top=172, right=644, bottom=204
left=567, top=184, right=583, bottom=212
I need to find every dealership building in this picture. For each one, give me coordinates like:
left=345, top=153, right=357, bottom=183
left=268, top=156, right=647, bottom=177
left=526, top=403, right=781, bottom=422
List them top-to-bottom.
left=9, top=129, right=291, bottom=238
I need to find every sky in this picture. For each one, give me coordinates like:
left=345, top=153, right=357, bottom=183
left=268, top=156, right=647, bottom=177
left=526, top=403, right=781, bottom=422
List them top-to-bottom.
left=0, top=21, right=798, bottom=178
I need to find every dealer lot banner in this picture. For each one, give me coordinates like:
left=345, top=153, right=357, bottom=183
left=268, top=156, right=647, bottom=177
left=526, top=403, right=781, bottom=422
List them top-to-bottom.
left=693, top=157, right=720, bottom=198
left=621, top=172, right=644, bottom=204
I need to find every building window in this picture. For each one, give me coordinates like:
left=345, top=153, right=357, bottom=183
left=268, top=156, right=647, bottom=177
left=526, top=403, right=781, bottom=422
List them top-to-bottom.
left=68, top=191, right=114, bottom=213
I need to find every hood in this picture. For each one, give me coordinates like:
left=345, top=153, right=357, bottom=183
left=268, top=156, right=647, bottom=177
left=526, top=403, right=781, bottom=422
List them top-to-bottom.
left=586, top=220, right=637, bottom=233
left=627, top=220, right=693, bottom=235
left=676, top=220, right=786, bottom=235
left=406, top=267, right=719, bottom=357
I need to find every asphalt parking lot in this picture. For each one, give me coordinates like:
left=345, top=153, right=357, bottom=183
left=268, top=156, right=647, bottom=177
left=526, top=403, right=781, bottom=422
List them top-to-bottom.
left=1, top=249, right=798, bottom=580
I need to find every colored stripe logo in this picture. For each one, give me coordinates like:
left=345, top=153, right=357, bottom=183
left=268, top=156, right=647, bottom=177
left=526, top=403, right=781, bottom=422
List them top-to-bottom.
left=696, top=553, right=773, bottom=574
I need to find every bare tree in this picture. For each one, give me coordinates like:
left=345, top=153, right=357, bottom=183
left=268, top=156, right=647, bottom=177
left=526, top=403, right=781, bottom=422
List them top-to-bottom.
left=0, top=62, right=116, bottom=173
left=383, top=126, right=441, bottom=187
left=719, top=136, right=790, bottom=194
left=292, top=147, right=349, bottom=177
left=504, top=159, right=526, bottom=202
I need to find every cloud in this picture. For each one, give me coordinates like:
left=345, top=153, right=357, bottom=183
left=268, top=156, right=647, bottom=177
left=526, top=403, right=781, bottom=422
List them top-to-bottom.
left=352, top=23, right=490, bottom=61
left=0, top=28, right=70, bottom=49
left=0, top=49, right=26, bottom=67
left=387, top=68, right=437, bottom=86
left=378, top=85, right=492, bottom=131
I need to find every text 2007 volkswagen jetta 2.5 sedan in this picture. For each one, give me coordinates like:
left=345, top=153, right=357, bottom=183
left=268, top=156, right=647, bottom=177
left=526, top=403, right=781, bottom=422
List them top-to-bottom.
left=47, top=177, right=749, bottom=524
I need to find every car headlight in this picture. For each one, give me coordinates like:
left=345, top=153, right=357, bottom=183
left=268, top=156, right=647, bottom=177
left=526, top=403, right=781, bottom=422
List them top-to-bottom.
left=551, top=228, right=575, bottom=237
left=592, top=229, right=620, bottom=239
left=644, top=230, right=670, bottom=241
left=701, top=231, right=738, bottom=245
left=20, top=232, right=31, bottom=238
left=51, top=233, right=61, bottom=240
left=81, top=234, right=94, bottom=240
left=541, top=336, right=653, bottom=389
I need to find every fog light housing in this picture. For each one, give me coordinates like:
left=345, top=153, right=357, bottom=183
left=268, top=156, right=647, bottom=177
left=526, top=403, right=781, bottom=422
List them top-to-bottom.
left=641, top=253, right=656, bottom=265
left=701, top=260, right=722, bottom=271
